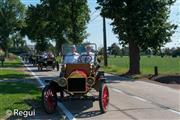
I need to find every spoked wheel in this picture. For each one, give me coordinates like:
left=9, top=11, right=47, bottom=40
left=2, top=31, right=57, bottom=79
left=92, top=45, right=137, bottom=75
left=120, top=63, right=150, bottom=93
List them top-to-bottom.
left=99, top=82, right=109, bottom=113
left=42, top=85, right=57, bottom=114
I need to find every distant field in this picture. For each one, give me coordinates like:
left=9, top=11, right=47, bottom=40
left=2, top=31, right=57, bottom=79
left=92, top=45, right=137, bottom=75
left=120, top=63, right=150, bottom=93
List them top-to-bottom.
left=102, top=56, right=180, bottom=75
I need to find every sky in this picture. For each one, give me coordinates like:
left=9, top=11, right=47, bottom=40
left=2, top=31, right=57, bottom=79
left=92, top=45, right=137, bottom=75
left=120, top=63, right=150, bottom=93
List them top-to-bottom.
left=21, top=0, right=180, bottom=48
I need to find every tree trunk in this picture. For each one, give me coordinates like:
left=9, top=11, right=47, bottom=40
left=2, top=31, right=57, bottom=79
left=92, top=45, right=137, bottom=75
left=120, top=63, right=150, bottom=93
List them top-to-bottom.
left=128, top=40, right=140, bottom=74
left=5, top=49, right=8, bottom=58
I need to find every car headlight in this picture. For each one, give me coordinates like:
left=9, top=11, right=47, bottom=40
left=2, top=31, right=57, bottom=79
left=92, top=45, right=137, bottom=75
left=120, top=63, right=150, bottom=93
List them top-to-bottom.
left=58, top=77, right=67, bottom=87
left=87, top=77, right=95, bottom=86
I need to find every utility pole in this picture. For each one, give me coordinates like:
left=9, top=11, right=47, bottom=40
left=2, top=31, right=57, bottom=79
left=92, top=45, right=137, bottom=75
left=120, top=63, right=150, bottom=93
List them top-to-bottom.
left=103, top=16, right=108, bottom=66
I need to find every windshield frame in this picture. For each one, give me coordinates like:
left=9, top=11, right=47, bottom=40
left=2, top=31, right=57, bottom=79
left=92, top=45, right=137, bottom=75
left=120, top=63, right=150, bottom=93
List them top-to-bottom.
left=61, top=43, right=97, bottom=64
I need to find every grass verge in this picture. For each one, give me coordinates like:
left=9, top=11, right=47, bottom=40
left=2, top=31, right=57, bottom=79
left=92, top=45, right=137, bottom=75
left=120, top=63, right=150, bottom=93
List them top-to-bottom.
left=3, top=57, right=22, bottom=67
left=0, top=69, right=30, bottom=79
left=0, top=82, right=41, bottom=118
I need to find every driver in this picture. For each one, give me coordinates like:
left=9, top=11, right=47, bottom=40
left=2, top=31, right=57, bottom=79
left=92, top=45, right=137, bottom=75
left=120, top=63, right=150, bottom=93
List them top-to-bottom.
left=63, top=45, right=79, bottom=64
left=79, top=45, right=95, bottom=64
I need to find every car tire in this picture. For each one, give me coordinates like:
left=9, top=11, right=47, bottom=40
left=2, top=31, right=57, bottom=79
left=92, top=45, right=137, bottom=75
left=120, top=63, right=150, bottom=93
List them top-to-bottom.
left=99, top=82, right=109, bottom=113
left=42, top=85, right=57, bottom=114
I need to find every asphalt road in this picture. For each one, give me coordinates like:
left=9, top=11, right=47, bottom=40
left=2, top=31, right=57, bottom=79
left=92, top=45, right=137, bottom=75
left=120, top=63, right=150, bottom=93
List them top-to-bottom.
left=25, top=64, right=180, bottom=120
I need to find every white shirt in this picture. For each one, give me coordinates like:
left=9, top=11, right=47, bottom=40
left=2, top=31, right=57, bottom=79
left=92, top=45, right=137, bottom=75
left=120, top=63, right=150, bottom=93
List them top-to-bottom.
left=63, top=52, right=79, bottom=64
left=80, top=52, right=95, bottom=64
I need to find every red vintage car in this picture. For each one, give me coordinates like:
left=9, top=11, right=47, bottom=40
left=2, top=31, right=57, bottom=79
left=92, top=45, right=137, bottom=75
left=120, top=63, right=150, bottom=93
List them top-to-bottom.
left=42, top=43, right=109, bottom=113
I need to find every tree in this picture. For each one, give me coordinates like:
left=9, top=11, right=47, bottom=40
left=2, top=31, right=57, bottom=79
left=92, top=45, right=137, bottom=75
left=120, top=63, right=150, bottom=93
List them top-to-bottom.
left=0, top=0, right=25, bottom=56
left=23, top=0, right=90, bottom=53
left=97, top=0, right=177, bottom=74
left=23, top=4, right=50, bottom=53
left=11, top=32, right=25, bottom=48
left=108, top=43, right=121, bottom=57
left=98, top=47, right=104, bottom=55
left=171, top=47, right=180, bottom=57
left=163, top=48, right=172, bottom=56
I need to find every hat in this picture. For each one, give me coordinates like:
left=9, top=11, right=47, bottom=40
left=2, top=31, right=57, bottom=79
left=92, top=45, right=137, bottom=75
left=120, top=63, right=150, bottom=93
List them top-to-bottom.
left=71, top=45, right=76, bottom=48
left=85, top=45, right=92, bottom=49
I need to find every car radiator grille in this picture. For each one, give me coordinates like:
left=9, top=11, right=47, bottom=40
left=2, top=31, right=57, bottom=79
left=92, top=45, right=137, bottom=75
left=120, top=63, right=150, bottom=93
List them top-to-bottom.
left=67, top=78, right=86, bottom=92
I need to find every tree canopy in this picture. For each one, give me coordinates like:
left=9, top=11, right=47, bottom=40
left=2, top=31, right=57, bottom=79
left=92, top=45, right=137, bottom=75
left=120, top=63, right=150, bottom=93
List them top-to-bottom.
left=0, top=0, right=25, bottom=56
left=23, top=0, right=90, bottom=53
left=97, top=0, right=177, bottom=74
left=108, top=43, right=121, bottom=57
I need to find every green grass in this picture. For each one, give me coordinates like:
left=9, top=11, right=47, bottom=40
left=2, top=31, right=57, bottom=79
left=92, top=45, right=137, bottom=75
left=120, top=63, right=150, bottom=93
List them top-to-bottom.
left=0, top=55, right=29, bottom=79
left=102, top=56, right=180, bottom=75
left=3, top=57, right=22, bottom=67
left=0, top=69, right=29, bottom=79
left=0, top=82, right=41, bottom=118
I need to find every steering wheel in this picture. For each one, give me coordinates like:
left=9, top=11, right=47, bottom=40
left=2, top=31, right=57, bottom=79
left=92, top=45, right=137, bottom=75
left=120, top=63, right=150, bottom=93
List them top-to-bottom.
left=78, top=54, right=92, bottom=63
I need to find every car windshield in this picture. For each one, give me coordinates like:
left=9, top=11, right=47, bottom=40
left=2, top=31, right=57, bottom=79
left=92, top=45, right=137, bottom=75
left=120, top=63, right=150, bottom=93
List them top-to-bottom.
left=61, top=43, right=97, bottom=64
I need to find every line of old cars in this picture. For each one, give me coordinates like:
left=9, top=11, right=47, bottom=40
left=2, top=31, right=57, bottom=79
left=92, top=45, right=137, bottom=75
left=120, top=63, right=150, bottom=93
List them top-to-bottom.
left=21, top=52, right=59, bottom=71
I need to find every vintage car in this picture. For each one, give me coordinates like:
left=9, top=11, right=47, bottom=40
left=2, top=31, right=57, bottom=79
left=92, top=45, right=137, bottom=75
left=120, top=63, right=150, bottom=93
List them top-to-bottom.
left=42, top=43, right=109, bottom=114
left=28, top=53, right=37, bottom=65
left=37, top=53, right=59, bottom=71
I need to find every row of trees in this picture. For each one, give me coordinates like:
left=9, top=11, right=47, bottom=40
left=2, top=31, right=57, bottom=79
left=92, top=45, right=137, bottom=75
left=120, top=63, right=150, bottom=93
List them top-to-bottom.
left=0, top=0, right=177, bottom=74
left=0, top=0, right=90, bottom=55
left=22, top=0, right=90, bottom=53
left=99, top=43, right=180, bottom=57
left=162, top=47, right=180, bottom=57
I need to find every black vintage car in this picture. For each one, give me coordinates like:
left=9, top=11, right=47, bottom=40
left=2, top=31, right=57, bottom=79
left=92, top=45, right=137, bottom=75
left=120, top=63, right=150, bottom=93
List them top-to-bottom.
left=37, top=53, right=59, bottom=71
left=28, top=54, right=37, bottom=65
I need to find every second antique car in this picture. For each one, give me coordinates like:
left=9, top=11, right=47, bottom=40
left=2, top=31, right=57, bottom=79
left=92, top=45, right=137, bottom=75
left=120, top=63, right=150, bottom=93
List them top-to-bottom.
left=42, top=43, right=109, bottom=114
left=37, top=52, right=59, bottom=71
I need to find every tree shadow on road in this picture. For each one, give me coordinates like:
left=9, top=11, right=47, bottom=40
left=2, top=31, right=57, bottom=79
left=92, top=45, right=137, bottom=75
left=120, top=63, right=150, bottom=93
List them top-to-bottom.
left=105, top=75, right=135, bottom=83
left=62, top=99, right=102, bottom=118
left=74, top=110, right=101, bottom=118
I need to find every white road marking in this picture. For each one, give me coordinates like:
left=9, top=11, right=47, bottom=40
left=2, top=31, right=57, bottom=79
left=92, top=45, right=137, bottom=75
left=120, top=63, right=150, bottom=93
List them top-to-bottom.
left=22, top=60, right=76, bottom=120
left=24, top=63, right=45, bottom=87
left=111, top=88, right=180, bottom=116
left=112, top=88, right=124, bottom=94
left=112, top=88, right=147, bottom=102
left=131, top=96, right=147, bottom=102
left=57, top=102, right=77, bottom=120
left=168, top=109, right=180, bottom=115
